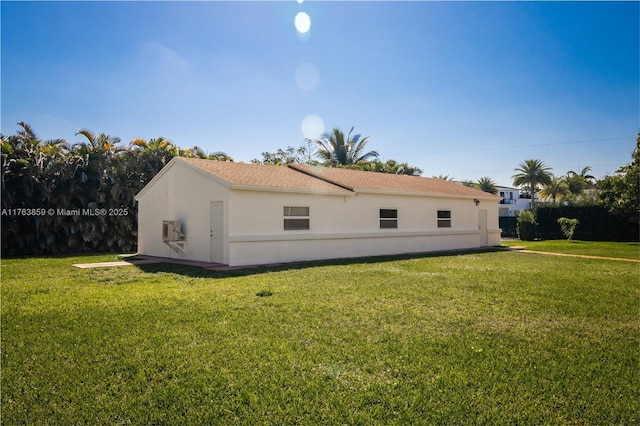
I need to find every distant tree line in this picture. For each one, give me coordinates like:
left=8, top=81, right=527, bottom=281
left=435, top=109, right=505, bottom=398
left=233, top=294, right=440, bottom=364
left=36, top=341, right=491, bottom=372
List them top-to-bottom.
left=1, top=122, right=231, bottom=256
left=3, top=122, right=638, bottom=255
left=251, top=127, right=424, bottom=176
left=511, top=134, right=639, bottom=241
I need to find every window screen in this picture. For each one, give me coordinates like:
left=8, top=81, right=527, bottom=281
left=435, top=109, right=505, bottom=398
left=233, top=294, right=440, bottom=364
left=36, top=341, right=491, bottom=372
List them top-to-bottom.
left=284, top=206, right=310, bottom=230
left=284, top=206, right=310, bottom=216
left=380, top=209, right=398, bottom=229
left=437, top=210, right=451, bottom=228
left=284, top=218, right=310, bottom=230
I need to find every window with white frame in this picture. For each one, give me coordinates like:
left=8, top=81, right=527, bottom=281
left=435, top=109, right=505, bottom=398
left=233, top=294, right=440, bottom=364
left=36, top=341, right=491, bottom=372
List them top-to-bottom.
left=284, top=206, right=310, bottom=230
left=380, top=208, right=398, bottom=229
left=437, top=210, right=451, bottom=228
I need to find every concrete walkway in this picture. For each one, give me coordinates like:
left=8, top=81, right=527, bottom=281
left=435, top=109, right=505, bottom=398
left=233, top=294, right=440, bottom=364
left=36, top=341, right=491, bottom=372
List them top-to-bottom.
left=509, top=247, right=640, bottom=263
left=72, top=255, right=259, bottom=271
left=73, top=259, right=162, bottom=269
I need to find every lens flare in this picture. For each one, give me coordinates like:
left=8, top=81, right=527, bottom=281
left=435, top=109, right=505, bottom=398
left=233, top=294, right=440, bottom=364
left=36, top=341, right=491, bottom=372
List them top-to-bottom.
left=295, top=12, right=311, bottom=34
left=295, top=62, right=320, bottom=91
left=301, top=114, right=324, bottom=140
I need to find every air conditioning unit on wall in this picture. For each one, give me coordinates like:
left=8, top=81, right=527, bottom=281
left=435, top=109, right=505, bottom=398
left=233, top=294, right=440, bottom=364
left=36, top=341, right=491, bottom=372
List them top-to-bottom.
left=162, top=220, right=185, bottom=242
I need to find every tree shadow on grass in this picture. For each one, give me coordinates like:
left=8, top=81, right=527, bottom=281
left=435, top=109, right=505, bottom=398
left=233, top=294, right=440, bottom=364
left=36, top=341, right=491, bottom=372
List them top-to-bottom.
left=133, top=246, right=509, bottom=279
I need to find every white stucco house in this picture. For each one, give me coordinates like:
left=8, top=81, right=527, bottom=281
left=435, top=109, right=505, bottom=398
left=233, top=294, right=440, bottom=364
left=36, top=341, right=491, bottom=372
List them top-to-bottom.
left=135, top=158, right=501, bottom=266
left=496, top=185, right=539, bottom=216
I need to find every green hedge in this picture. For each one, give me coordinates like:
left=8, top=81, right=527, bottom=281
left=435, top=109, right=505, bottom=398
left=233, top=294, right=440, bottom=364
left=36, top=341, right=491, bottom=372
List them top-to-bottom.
left=535, top=205, right=638, bottom=242
left=517, top=210, right=537, bottom=241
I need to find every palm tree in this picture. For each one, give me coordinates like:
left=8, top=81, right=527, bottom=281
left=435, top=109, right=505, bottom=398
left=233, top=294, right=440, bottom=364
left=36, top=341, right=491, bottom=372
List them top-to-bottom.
left=3, top=122, right=48, bottom=201
left=15, top=122, right=40, bottom=151
left=2, top=124, right=48, bottom=254
left=314, top=127, right=378, bottom=166
left=75, top=129, right=122, bottom=152
left=129, top=137, right=178, bottom=177
left=39, top=139, right=69, bottom=157
left=178, top=145, right=233, bottom=161
left=178, top=146, right=202, bottom=158
left=207, top=151, right=234, bottom=161
left=350, top=159, right=422, bottom=175
left=512, top=159, right=553, bottom=208
left=565, top=166, right=596, bottom=196
left=568, top=166, right=595, bottom=185
left=433, top=174, right=454, bottom=181
left=539, top=175, right=569, bottom=202
left=476, top=177, right=498, bottom=194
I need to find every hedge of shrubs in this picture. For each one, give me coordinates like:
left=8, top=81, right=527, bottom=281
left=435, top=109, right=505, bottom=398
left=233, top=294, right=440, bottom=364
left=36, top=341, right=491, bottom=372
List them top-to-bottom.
left=531, top=205, right=638, bottom=242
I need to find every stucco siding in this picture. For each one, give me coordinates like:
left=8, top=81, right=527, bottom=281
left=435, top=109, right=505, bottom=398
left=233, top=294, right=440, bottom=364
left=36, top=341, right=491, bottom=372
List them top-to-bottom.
left=137, top=160, right=500, bottom=267
left=137, top=161, right=230, bottom=263
left=136, top=171, right=171, bottom=258
left=226, top=189, right=500, bottom=266
left=229, top=191, right=493, bottom=235
left=228, top=231, right=485, bottom=266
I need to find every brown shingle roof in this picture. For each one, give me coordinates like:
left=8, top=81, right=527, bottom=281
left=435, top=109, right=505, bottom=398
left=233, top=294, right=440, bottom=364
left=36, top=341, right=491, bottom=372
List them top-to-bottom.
left=174, top=158, right=498, bottom=199
left=176, top=158, right=352, bottom=194
left=289, top=164, right=499, bottom=199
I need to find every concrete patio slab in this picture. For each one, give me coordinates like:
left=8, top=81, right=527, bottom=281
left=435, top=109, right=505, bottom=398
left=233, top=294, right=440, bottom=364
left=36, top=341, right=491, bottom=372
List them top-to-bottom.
left=73, top=254, right=238, bottom=270
left=72, top=259, right=163, bottom=269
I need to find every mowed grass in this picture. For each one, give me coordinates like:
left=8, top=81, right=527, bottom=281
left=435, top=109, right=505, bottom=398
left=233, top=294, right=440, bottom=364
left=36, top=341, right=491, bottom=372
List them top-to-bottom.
left=501, top=239, right=640, bottom=260
left=2, top=251, right=639, bottom=425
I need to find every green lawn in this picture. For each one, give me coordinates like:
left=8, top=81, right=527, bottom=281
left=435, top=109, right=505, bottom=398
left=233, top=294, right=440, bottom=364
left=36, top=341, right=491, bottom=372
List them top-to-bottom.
left=501, top=239, right=640, bottom=260
left=2, top=251, right=639, bottom=424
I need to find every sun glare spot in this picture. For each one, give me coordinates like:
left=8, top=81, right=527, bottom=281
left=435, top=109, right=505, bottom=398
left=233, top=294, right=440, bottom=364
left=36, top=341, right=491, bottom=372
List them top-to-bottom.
left=295, top=12, right=311, bottom=34
left=295, top=62, right=320, bottom=91
left=301, top=115, right=324, bottom=140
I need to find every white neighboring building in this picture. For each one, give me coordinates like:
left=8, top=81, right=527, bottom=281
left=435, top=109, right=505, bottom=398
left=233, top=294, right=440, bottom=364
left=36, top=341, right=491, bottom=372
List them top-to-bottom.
left=136, top=158, right=501, bottom=266
left=496, top=186, right=539, bottom=216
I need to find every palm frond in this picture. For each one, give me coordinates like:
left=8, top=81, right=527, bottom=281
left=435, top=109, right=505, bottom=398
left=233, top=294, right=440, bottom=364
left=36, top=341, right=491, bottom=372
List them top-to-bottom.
left=17, top=122, right=38, bottom=140
left=75, top=129, right=96, bottom=145
left=130, top=138, right=148, bottom=148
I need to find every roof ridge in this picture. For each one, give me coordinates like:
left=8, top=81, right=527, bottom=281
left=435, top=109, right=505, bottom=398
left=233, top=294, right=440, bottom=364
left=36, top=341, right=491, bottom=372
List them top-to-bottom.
left=288, top=163, right=498, bottom=198
left=287, top=164, right=355, bottom=192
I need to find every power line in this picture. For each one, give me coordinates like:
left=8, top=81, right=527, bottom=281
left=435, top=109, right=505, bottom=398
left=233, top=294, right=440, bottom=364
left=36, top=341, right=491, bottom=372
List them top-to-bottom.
left=386, top=136, right=632, bottom=156
left=465, top=163, right=623, bottom=175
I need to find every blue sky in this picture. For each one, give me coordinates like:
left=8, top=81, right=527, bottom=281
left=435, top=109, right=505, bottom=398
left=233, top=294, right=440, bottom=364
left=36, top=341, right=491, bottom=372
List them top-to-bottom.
left=2, top=1, right=638, bottom=186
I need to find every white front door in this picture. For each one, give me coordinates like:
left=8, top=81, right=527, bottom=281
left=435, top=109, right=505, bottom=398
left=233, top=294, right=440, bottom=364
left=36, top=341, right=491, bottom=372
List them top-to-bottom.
left=210, top=201, right=224, bottom=263
left=478, top=209, right=488, bottom=247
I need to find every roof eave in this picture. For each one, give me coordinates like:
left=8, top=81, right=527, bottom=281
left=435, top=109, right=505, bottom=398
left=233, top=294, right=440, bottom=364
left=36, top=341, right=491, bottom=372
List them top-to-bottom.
left=135, top=157, right=232, bottom=201
left=135, top=157, right=179, bottom=201
left=176, top=158, right=233, bottom=189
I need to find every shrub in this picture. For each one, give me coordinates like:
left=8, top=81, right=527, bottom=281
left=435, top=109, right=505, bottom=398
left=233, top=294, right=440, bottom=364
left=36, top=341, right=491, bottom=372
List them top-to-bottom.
left=517, top=210, right=537, bottom=241
left=557, top=217, right=579, bottom=240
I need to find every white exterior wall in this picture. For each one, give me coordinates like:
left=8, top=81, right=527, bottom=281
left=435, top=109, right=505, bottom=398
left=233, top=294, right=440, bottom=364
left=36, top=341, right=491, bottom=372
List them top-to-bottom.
left=137, top=162, right=230, bottom=263
left=138, top=163, right=500, bottom=266
left=227, top=190, right=500, bottom=266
